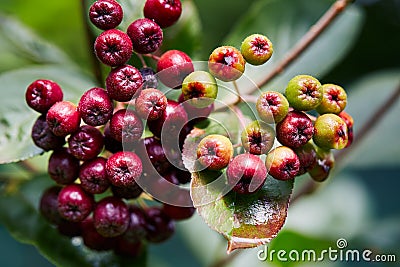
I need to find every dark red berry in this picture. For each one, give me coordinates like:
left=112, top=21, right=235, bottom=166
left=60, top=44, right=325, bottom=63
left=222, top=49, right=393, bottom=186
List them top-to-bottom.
left=89, top=0, right=123, bottom=30
left=143, top=0, right=182, bottom=28
left=127, top=18, right=163, bottom=54
left=94, top=29, right=133, bottom=67
left=157, top=50, right=194, bottom=88
left=106, top=64, right=143, bottom=102
left=140, top=67, right=158, bottom=89
left=26, top=79, right=63, bottom=113
left=78, top=87, right=113, bottom=126
left=135, top=88, right=167, bottom=120
left=179, top=93, right=214, bottom=124
left=46, top=101, right=81, bottom=137
left=109, top=109, right=144, bottom=143
left=276, top=111, right=314, bottom=148
left=339, top=111, right=354, bottom=148
left=31, top=115, right=66, bottom=151
left=241, top=120, right=275, bottom=155
left=104, top=124, right=123, bottom=153
left=68, top=125, right=104, bottom=161
left=138, top=136, right=172, bottom=175
left=293, top=142, right=317, bottom=175
left=265, top=146, right=300, bottom=181
left=308, top=147, right=335, bottom=182
left=48, top=148, right=80, bottom=185
left=106, top=151, right=143, bottom=188
left=227, top=153, right=267, bottom=194
left=79, top=157, right=110, bottom=194
left=141, top=168, right=180, bottom=202
left=111, top=183, right=143, bottom=199
left=57, top=184, right=94, bottom=222
left=39, top=185, right=63, bottom=225
left=163, top=191, right=195, bottom=220
left=93, top=196, right=130, bottom=237
left=122, top=205, right=147, bottom=243
left=144, top=207, right=175, bottom=243
left=81, top=217, right=117, bottom=251
left=57, top=220, right=82, bottom=238
left=114, top=238, right=143, bottom=257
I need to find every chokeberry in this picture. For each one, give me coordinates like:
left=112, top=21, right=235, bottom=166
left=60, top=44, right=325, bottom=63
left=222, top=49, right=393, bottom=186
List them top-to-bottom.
left=89, top=0, right=123, bottom=30
left=143, top=0, right=182, bottom=28
left=127, top=18, right=163, bottom=54
left=94, top=29, right=133, bottom=67
left=241, top=34, right=273, bottom=65
left=208, top=46, right=245, bottom=82
left=157, top=49, right=194, bottom=88
left=106, top=64, right=143, bottom=102
left=140, top=67, right=158, bottom=89
left=181, top=71, right=218, bottom=108
left=285, top=75, right=322, bottom=111
left=26, top=79, right=63, bottom=114
left=316, top=84, right=347, bottom=114
left=78, top=87, right=113, bottom=126
left=135, top=88, right=167, bottom=120
left=256, top=91, right=289, bottom=124
left=179, top=93, right=214, bottom=124
left=46, top=101, right=81, bottom=137
left=109, top=109, right=144, bottom=143
left=276, top=111, right=314, bottom=148
left=338, top=111, right=354, bottom=148
left=313, top=114, right=348, bottom=150
left=31, top=115, right=66, bottom=151
left=241, top=120, right=275, bottom=155
left=104, top=124, right=123, bottom=153
left=68, top=125, right=104, bottom=161
left=197, top=134, right=233, bottom=171
left=138, top=136, right=172, bottom=175
left=293, top=141, right=317, bottom=175
left=265, top=146, right=300, bottom=180
left=308, top=147, right=335, bottom=182
left=48, top=148, right=80, bottom=185
left=106, top=151, right=143, bottom=188
left=227, top=153, right=267, bottom=194
left=79, top=157, right=110, bottom=194
left=111, top=183, right=143, bottom=200
left=57, top=184, right=94, bottom=222
left=39, top=185, right=63, bottom=225
left=163, top=191, right=196, bottom=220
left=93, top=196, right=130, bottom=237
left=122, top=205, right=147, bottom=242
left=144, top=207, right=175, bottom=243
left=81, top=217, right=117, bottom=251
left=57, top=220, right=82, bottom=238
left=114, top=238, right=143, bottom=257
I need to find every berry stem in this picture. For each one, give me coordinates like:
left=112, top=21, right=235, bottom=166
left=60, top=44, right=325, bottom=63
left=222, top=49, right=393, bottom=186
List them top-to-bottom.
left=137, top=53, right=148, bottom=67
left=143, top=53, right=161, bottom=62
left=232, top=81, right=242, bottom=105
left=239, top=94, right=258, bottom=104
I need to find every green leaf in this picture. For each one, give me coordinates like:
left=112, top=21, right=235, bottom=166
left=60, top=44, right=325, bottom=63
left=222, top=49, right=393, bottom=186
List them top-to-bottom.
left=222, top=0, right=364, bottom=102
left=0, top=65, right=95, bottom=164
left=0, top=175, right=147, bottom=267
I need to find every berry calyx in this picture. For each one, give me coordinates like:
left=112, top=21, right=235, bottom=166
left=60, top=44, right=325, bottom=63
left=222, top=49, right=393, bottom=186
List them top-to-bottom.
left=89, top=0, right=123, bottom=30
left=143, top=0, right=182, bottom=28
left=127, top=18, right=163, bottom=54
left=94, top=29, right=133, bottom=67
left=240, top=34, right=273, bottom=65
left=208, top=46, right=245, bottom=82
left=157, top=49, right=194, bottom=88
left=106, top=65, right=143, bottom=102
left=181, top=70, right=218, bottom=108
left=285, top=75, right=322, bottom=111
left=25, top=79, right=63, bottom=114
left=316, top=84, right=347, bottom=114
left=78, top=87, right=113, bottom=126
left=135, top=88, right=167, bottom=120
left=256, top=91, right=289, bottom=124
left=46, top=101, right=81, bottom=137
left=109, top=109, right=144, bottom=143
left=276, top=111, right=314, bottom=148
left=313, top=114, right=348, bottom=150
left=241, top=120, right=275, bottom=155
left=68, top=125, right=104, bottom=161
left=196, top=134, right=233, bottom=171
left=265, top=146, right=300, bottom=180
left=106, top=151, right=143, bottom=188
left=226, top=153, right=267, bottom=194
left=57, top=184, right=94, bottom=222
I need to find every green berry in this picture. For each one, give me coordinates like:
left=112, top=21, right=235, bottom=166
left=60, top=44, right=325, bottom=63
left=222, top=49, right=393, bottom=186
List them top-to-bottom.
left=241, top=34, right=273, bottom=65
left=208, top=46, right=245, bottom=82
left=181, top=71, right=218, bottom=108
left=285, top=75, right=322, bottom=111
left=316, top=84, right=347, bottom=114
left=256, top=91, right=289, bottom=124
left=313, top=114, right=348, bottom=150
left=241, top=120, right=275, bottom=155
left=196, top=134, right=233, bottom=171
left=265, top=146, right=300, bottom=181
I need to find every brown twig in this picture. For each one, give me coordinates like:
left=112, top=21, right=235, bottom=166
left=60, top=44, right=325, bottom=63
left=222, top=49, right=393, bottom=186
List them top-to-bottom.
left=143, top=53, right=161, bottom=61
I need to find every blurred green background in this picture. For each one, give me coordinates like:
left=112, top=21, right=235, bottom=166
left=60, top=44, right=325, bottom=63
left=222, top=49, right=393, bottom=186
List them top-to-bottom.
left=0, top=0, right=399, bottom=266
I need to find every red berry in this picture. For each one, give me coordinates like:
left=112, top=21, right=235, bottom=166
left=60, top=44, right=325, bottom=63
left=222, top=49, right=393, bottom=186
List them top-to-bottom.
left=89, top=0, right=123, bottom=30
left=143, top=0, right=182, bottom=28
left=127, top=18, right=163, bottom=54
left=208, top=46, right=245, bottom=82
left=157, top=50, right=194, bottom=88
left=106, top=65, right=143, bottom=102
left=26, top=79, right=63, bottom=114
left=78, top=87, right=113, bottom=126
left=135, top=88, right=167, bottom=120
left=46, top=101, right=81, bottom=137
left=109, top=109, right=144, bottom=143
left=276, top=111, right=314, bottom=148
left=31, top=115, right=66, bottom=151
left=68, top=125, right=104, bottom=161
left=265, top=146, right=300, bottom=180
left=48, top=148, right=80, bottom=185
left=106, top=151, right=143, bottom=188
left=79, top=157, right=110, bottom=194
left=57, top=184, right=94, bottom=222
left=39, top=186, right=63, bottom=225
left=144, top=207, right=175, bottom=243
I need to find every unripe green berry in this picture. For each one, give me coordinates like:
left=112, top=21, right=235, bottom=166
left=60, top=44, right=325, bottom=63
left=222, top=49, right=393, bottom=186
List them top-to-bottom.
left=240, top=34, right=273, bottom=65
left=208, top=46, right=245, bottom=82
left=181, top=71, right=218, bottom=108
left=285, top=75, right=322, bottom=111
left=316, top=84, right=347, bottom=114
left=256, top=91, right=289, bottom=124
left=313, top=114, right=348, bottom=150
left=241, top=120, right=275, bottom=155
left=196, top=134, right=233, bottom=171
left=265, top=146, right=300, bottom=181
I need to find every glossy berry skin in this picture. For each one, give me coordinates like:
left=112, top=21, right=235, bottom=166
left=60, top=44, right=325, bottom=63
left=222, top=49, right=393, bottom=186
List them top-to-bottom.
left=89, top=0, right=123, bottom=30
left=143, top=0, right=182, bottom=28
left=127, top=18, right=163, bottom=54
left=94, top=29, right=133, bottom=67
left=241, top=34, right=273, bottom=65
left=208, top=46, right=245, bottom=82
left=157, top=50, right=194, bottom=88
left=106, top=65, right=143, bottom=102
left=140, top=67, right=158, bottom=89
left=181, top=71, right=218, bottom=108
left=285, top=75, right=322, bottom=111
left=26, top=79, right=63, bottom=114
left=316, top=84, right=347, bottom=114
left=78, top=87, right=113, bottom=126
left=135, top=88, right=167, bottom=120
left=256, top=91, right=289, bottom=124
left=46, top=101, right=81, bottom=137
left=109, top=109, right=144, bottom=143
left=276, top=111, right=314, bottom=148
left=338, top=111, right=354, bottom=148
left=313, top=114, right=348, bottom=150
left=31, top=115, right=66, bottom=151
left=241, top=120, right=275, bottom=155
left=68, top=125, right=104, bottom=161
left=104, top=125, right=123, bottom=153
left=197, top=134, right=233, bottom=171
left=138, top=137, right=172, bottom=175
left=293, top=141, right=317, bottom=175
left=265, top=146, right=300, bottom=181
left=308, top=147, right=335, bottom=182
left=48, top=148, right=80, bottom=185
left=106, top=151, right=143, bottom=188
left=227, top=153, right=267, bottom=194
left=79, top=157, right=110, bottom=194
left=111, top=183, right=143, bottom=199
left=57, top=184, right=94, bottom=222
left=39, top=186, right=63, bottom=225
left=93, top=196, right=130, bottom=237
left=163, top=203, right=196, bottom=221
left=122, top=205, right=147, bottom=242
left=144, top=207, right=175, bottom=243
left=81, top=217, right=117, bottom=251
left=57, top=220, right=82, bottom=238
